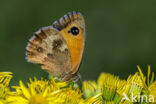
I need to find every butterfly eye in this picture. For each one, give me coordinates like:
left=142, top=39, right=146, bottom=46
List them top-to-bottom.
left=68, top=26, right=79, bottom=36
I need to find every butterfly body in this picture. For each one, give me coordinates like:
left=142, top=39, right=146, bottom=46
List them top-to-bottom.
left=26, top=12, right=85, bottom=82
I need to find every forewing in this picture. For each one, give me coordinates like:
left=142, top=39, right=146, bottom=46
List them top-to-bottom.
left=52, top=11, right=85, bottom=74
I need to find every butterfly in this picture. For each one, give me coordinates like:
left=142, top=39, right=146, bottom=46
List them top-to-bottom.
left=26, top=11, right=85, bottom=82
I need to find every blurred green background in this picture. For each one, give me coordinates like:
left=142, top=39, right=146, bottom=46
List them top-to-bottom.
left=0, top=0, right=156, bottom=85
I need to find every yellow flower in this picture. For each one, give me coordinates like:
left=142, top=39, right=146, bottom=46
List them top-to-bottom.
left=138, top=65, right=156, bottom=103
left=0, top=72, right=12, bottom=104
left=126, top=72, right=144, bottom=101
left=82, top=73, right=129, bottom=103
left=98, top=73, right=120, bottom=101
left=98, top=73, right=131, bottom=103
left=7, top=77, right=67, bottom=104
left=7, top=77, right=92, bottom=104
left=114, top=80, right=130, bottom=104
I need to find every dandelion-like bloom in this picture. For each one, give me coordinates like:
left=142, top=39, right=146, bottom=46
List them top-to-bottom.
left=0, top=72, right=12, bottom=104
left=6, top=77, right=101, bottom=104
left=7, top=77, right=68, bottom=104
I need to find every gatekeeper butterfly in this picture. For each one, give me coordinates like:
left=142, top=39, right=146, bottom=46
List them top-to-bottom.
left=26, top=11, right=85, bottom=82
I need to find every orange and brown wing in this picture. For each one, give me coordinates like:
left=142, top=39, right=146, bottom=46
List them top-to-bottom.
left=52, top=11, right=85, bottom=75
left=26, top=26, right=72, bottom=80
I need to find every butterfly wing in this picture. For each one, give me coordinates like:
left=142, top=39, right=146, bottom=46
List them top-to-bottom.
left=53, top=11, right=85, bottom=75
left=26, top=26, right=72, bottom=80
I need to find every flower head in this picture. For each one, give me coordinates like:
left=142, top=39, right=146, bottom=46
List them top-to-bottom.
left=7, top=77, right=67, bottom=104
